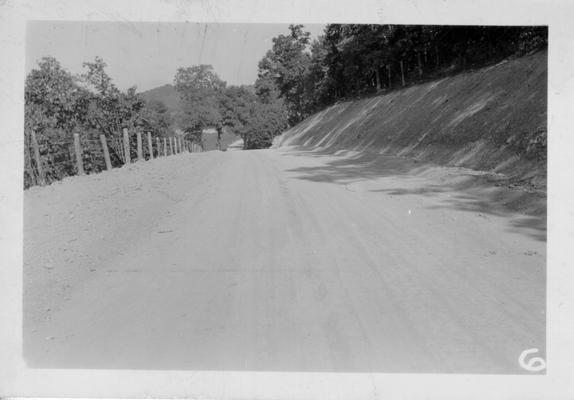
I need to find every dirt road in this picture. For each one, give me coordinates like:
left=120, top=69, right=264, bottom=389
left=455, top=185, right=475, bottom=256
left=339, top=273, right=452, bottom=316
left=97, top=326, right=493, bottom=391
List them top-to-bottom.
left=23, top=147, right=546, bottom=373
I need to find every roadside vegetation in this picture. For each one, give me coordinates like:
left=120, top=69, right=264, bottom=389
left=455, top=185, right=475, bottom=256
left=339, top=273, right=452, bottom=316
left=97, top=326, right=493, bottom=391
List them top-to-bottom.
left=24, top=24, right=547, bottom=188
left=146, top=24, right=548, bottom=151
left=24, top=57, right=173, bottom=187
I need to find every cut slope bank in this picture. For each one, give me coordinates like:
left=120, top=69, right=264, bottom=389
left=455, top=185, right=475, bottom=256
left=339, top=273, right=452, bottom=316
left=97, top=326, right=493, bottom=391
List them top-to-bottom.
left=274, top=51, right=547, bottom=190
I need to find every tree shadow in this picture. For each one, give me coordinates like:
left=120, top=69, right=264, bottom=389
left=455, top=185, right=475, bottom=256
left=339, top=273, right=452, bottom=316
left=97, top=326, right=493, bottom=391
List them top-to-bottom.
left=283, top=148, right=433, bottom=182
left=284, top=148, right=546, bottom=242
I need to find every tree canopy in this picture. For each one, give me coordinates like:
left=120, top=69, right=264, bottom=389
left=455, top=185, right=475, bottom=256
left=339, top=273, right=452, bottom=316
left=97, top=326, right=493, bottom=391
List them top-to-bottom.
left=24, top=24, right=548, bottom=188
left=252, top=24, right=547, bottom=124
left=255, top=24, right=312, bottom=125
left=24, top=56, right=175, bottom=187
left=174, top=64, right=226, bottom=140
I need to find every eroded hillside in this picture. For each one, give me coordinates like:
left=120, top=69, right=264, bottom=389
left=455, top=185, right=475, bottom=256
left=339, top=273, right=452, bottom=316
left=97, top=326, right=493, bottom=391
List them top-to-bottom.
left=275, top=51, right=547, bottom=189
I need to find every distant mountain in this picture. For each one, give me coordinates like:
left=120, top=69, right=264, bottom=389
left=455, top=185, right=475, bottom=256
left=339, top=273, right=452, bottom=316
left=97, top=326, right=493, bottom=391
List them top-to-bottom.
left=140, top=83, right=252, bottom=143
left=140, top=84, right=181, bottom=112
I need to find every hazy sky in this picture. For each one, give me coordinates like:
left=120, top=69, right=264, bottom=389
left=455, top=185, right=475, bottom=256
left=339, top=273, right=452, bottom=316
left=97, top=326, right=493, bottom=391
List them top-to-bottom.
left=26, top=21, right=326, bottom=92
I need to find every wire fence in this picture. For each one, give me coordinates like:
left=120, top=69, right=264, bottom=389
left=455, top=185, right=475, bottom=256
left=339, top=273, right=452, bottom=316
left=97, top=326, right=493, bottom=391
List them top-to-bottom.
left=25, top=129, right=204, bottom=189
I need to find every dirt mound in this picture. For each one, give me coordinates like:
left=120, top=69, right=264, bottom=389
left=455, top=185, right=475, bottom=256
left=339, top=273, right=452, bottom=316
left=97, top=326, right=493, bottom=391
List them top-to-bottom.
left=274, top=51, right=547, bottom=191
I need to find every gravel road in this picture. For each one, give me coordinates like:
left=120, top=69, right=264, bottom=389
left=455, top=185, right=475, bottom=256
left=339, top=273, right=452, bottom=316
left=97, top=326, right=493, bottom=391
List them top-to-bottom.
left=23, top=147, right=546, bottom=373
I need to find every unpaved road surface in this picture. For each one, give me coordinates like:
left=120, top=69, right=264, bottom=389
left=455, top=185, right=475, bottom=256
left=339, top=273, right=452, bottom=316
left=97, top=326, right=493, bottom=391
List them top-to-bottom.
left=24, top=147, right=546, bottom=373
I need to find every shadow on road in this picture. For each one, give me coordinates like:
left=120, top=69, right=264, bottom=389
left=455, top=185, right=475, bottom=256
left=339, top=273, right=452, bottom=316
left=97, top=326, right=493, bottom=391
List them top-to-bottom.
left=283, top=148, right=546, bottom=242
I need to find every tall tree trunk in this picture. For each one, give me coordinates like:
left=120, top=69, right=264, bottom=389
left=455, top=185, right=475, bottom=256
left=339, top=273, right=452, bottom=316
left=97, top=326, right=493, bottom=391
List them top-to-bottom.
left=417, top=51, right=423, bottom=79
left=400, top=60, right=405, bottom=86
left=375, top=68, right=381, bottom=91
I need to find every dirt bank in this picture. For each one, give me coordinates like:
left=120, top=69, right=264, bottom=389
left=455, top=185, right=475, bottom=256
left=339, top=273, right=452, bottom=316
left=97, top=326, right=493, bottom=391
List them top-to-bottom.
left=275, top=51, right=547, bottom=192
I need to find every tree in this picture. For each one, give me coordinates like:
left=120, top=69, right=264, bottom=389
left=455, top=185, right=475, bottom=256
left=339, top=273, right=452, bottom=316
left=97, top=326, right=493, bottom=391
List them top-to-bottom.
left=255, top=24, right=312, bottom=125
left=300, top=24, right=548, bottom=112
left=24, top=55, right=174, bottom=187
left=24, top=57, right=86, bottom=185
left=77, top=57, right=151, bottom=166
left=79, top=57, right=147, bottom=137
left=174, top=64, right=226, bottom=142
left=219, top=85, right=289, bottom=149
left=140, top=99, right=173, bottom=136
left=243, top=100, right=289, bottom=149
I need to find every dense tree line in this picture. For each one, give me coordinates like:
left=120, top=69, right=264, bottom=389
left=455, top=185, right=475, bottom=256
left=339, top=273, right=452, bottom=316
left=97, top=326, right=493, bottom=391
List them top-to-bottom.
left=256, top=24, right=548, bottom=127
left=25, top=25, right=548, bottom=186
left=25, top=56, right=174, bottom=188
left=173, top=65, right=289, bottom=150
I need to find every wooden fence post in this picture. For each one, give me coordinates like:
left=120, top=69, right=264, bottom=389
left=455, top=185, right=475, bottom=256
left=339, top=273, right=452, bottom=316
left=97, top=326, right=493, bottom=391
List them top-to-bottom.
left=123, top=128, right=131, bottom=164
left=30, top=129, right=46, bottom=185
left=31, top=129, right=46, bottom=186
left=136, top=131, right=143, bottom=161
left=147, top=132, right=154, bottom=160
left=73, top=133, right=85, bottom=175
left=100, top=134, right=112, bottom=171
left=156, top=137, right=161, bottom=158
left=163, top=137, right=167, bottom=156
left=170, top=137, right=174, bottom=155
left=174, top=137, right=178, bottom=154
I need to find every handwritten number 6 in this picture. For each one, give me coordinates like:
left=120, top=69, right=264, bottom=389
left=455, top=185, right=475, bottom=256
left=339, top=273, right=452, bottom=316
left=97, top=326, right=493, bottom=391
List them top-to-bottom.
left=519, top=348, right=546, bottom=372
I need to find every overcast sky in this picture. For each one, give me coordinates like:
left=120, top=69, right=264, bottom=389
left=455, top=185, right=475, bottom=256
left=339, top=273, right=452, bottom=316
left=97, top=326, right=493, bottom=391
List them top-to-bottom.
left=26, top=21, right=326, bottom=92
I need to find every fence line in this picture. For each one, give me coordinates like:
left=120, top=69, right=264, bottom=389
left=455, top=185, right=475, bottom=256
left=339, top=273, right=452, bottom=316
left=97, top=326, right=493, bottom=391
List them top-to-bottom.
left=26, top=129, right=202, bottom=188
